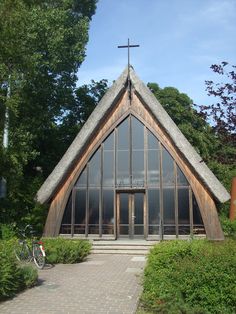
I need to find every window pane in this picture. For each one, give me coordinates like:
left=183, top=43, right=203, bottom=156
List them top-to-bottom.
left=132, top=116, right=144, bottom=150
left=117, top=118, right=129, bottom=150
left=148, top=131, right=159, bottom=149
left=103, top=132, right=114, bottom=151
left=162, top=147, right=174, bottom=186
left=89, top=149, right=101, bottom=187
left=117, top=150, right=130, bottom=186
left=132, top=150, right=144, bottom=185
left=148, top=150, right=160, bottom=186
left=103, top=151, right=114, bottom=187
left=177, top=166, right=188, bottom=186
left=75, top=167, right=87, bottom=187
left=163, top=188, right=175, bottom=225
left=178, top=188, right=190, bottom=224
left=74, top=189, right=86, bottom=234
left=88, top=189, right=99, bottom=234
left=148, top=189, right=160, bottom=235
left=103, top=190, right=114, bottom=235
left=60, top=193, right=72, bottom=234
left=120, top=193, right=129, bottom=225
left=134, top=193, right=144, bottom=224
left=134, top=193, right=144, bottom=234
left=193, top=195, right=205, bottom=234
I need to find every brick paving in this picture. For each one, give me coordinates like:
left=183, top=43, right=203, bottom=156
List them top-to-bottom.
left=0, top=254, right=146, bottom=314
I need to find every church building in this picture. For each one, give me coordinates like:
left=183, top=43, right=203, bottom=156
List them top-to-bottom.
left=37, top=67, right=230, bottom=240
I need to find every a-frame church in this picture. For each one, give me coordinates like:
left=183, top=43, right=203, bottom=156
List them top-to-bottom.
left=37, top=66, right=230, bottom=240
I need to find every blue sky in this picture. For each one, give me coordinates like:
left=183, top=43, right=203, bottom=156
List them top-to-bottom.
left=78, top=0, right=236, bottom=106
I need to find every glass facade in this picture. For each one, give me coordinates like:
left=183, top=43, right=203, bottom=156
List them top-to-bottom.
left=60, top=115, right=205, bottom=238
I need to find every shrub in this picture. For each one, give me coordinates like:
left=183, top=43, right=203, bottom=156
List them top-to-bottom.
left=220, top=217, right=236, bottom=238
left=0, top=224, right=17, bottom=240
left=42, top=238, right=91, bottom=264
left=141, top=239, right=236, bottom=314
left=0, top=240, right=38, bottom=301
left=19, top=265, right=38, bottom=289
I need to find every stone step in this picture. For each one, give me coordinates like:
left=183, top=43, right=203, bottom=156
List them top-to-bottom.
left=91, top=240, right=159, bottom=255
left=92, top=240, right=159, bottom=246
left=92, top=245, right=150, bottom=250
left=91, top=249, right=149, bottom=255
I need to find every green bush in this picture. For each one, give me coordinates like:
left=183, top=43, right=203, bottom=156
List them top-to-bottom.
left=220, top=217, right=236, bottom=238
left=0, top=224, right=17, bottom=240
left=42, top=238, right=91, bottom=264
left=0, top=240, right=38, bottom=300
left=141, top=240, right=236, bottom=314
left=19, top=265, right=38, bottom=289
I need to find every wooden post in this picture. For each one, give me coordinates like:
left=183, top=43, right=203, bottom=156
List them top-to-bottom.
left=229, top=177, right=236, bottom=221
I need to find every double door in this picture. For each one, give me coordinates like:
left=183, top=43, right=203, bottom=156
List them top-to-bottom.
left=117, top=192, right=146, bottom=239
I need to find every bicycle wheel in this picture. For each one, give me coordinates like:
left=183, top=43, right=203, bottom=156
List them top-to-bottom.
left=14, top=241, right=31, bottom=263
left=33, top=243, right=45, bottom=269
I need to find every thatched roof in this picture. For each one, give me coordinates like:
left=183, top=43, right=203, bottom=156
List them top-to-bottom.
left=37, top=66, right=230, bottom=204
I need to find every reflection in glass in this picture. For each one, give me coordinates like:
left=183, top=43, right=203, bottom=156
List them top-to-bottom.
left=60, top=114, right=206, bottom=239
left=132, top=116, right=144, bottom=149
left=117, top=118, right=129, bottom=150
left=148, top=130, right=159, bottom=149
left=103, top=132, right=114, bottom=151
left=162, top=146, right=174, bottom=186
left=89, top=149, right=101, bottom=186
left=117, top=150, right=130, bottom=186
left=132, top=150, right=144, bottom=185
left=148, top=150, right=160, bottom=185
left=103, top=151, right=114, bottom=186
left=177, top=166, right=188, bottom=186
left=75, top=167, right=87, bottom=187
left=163, top=188, right=175, bottom=225
left=178, top=188, right=190, bottom=224
left=74, top=189, right=86, bottom=234
left=88, top=189, right=99, bottom=234
left=148, top=189, right=160, bottom=235
left=103, top=190, right=114, bottom=235
left=60, top=193, right=72, bottom=234
left=120, top=193, right=129, bottom=225
left=134, top=193, right=144, bottom=225
left=134, top=193, right=144, bottom=235
left=193, top=195, right=205, bottom=234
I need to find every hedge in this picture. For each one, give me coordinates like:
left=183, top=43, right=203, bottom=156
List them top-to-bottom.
left=42, top=238, right=92, bottom=264
left=140, top=239, right=236, bottom=314
left=0, top=240, right=38, bottom=301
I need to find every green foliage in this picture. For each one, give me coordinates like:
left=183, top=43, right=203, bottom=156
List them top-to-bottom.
left=0, top=0, right=97, bottom=228
left=147, top=82, right=235, bottom=196
left=147, top=83, right=220, bottom=162
left=220, top=217, right=236, bottom=238
left=0, top=223, right=16, bottom=240
left=43, top=238, right=91, bottom=264
left=0, top=240, right=38, bottom=300
left=141, top=240, right=236, bottom=314
left=19, top=265, right=38, bottom=289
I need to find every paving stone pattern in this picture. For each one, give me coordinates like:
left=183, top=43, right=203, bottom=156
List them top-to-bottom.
left=0, top=254, right=146, bottom=314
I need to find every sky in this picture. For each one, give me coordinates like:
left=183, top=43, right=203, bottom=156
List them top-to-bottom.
left=77, top=0, right=236, bottom=106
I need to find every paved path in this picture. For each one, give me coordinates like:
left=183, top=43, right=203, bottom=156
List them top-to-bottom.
left=0, top=254, right=146, bottom=314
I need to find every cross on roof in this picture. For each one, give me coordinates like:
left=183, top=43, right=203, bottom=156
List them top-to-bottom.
left=118, top=38, right=140, bottom=69
left=118, top=39, right=140, bottom=100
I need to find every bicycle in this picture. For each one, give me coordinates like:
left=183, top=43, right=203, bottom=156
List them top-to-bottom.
left=14, top=225, right=46, bottom=269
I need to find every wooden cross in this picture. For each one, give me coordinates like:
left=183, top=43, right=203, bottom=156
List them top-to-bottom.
left=118, top=39, right=140, bottom=99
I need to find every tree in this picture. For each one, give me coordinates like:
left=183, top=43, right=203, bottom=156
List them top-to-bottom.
left=0, top=0, right=97, bottom=228
left=200, top=62, right=236, bottom=138
left=148, top=82, right=236, bottom=194
left=147, top=83, right=220, bottom=162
